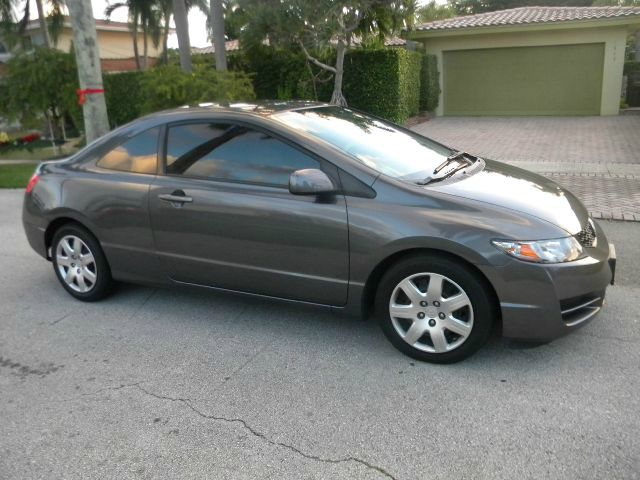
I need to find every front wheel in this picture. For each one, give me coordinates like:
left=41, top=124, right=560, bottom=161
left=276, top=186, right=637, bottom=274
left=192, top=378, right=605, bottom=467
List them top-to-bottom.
left=51, top=224, right=113, bottom=302
left=375, top=255, right=495, bottom=363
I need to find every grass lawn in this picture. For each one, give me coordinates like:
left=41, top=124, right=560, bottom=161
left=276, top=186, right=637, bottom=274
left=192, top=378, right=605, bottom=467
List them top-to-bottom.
left=0, top=138, right=81, bottom=161
left=0, top=163, right=37, bottom=188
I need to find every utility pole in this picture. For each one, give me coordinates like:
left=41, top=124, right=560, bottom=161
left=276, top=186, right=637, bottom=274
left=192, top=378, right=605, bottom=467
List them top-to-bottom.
left=66, top=0, right=110, bottom=142
left=173, top=0, right=192, bottom=73
left=210, top=0, right=227, bottom=71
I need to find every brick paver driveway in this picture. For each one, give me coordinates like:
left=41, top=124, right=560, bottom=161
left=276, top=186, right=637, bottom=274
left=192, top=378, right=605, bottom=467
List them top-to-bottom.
left=411, top=115, right=640, bottom=221
left=411, top=115, right=640, bottom=164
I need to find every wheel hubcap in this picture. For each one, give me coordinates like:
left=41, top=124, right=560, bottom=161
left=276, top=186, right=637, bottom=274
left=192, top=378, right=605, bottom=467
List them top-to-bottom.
left=55, top=235, right=97, bottom=293
left=389, top=272, right=474, bottom=354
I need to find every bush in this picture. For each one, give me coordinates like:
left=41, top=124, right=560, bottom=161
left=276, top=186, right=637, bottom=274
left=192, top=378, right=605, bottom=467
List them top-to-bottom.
left=229, top=45, right=332, bottom=101
left=0, top=48, right=78, bottom=135
left=343, top=48, right=422, bottom=124
left=420, top=54, right=440, bottom=112
left=623, top=61, right=640, bottom=75
left=139, top=65, right=256, bottom=114
left=104, top=71, right=144, bottom=127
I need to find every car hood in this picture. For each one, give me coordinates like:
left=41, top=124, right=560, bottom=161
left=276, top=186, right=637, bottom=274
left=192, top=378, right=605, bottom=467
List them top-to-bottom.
left=427, top=159, right=588, bottom=235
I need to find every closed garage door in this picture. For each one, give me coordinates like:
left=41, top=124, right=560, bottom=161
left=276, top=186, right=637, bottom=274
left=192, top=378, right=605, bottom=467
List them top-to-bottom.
left=443, top=43, right=604, bottom=116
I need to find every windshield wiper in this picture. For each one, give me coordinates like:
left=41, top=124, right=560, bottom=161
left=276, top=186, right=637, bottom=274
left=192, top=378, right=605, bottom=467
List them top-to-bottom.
left=417, top=151, right=478, bottom=186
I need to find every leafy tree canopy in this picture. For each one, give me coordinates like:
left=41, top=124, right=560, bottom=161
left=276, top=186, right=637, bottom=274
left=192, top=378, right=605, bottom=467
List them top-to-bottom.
left=0, top=47, right=78, bottom=125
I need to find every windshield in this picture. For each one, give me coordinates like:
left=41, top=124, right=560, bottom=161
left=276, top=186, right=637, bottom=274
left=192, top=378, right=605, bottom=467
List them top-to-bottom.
left=272, top=106, right=453, bottom=181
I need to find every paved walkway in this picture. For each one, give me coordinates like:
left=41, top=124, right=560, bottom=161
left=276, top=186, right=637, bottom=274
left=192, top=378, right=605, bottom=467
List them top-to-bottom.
left=412, top=116, right=640, bottom=221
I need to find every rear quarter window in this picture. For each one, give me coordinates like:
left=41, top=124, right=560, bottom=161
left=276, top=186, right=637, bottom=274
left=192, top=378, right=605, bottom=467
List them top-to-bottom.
left=97, top=127, right=160, bottom=175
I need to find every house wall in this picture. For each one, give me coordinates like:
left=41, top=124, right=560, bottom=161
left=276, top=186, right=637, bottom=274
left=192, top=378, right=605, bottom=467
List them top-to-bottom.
left=418, top=26, right=629, bottom=116
left=29, top=28, right=163, bottom=59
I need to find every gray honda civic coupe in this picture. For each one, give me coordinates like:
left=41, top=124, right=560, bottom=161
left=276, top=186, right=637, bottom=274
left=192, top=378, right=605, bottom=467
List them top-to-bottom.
left=22, top=101, right=616, bottom=363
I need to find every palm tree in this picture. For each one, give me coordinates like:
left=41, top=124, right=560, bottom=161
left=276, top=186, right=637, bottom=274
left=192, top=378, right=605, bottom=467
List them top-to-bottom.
left=0, top=0, right=64, bottom=49
left=105, top=0, right=160, bottom=70
left=210, top=0, right=226, bottom=70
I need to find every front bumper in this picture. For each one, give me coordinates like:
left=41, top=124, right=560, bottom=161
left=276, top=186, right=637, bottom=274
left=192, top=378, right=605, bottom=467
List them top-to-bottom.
left=479, top=223, right=615, bottom=342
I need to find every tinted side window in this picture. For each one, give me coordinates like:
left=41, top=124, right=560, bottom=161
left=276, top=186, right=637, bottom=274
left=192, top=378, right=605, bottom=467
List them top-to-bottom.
left=166, top=123, right=319, bottom=187
left=97, top=127, right=159, bottom=174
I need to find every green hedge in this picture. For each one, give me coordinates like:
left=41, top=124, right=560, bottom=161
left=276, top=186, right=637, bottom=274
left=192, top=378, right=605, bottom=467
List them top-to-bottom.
left=229, top=45, right=333, bottom=101
left=343, top=48, right=422, bottom=124
left=420, top=53, right=440, bottom=112
left=624, top=61, right=640, bottom=75
left=139, top=65, right=255, bottom=114
left=104, top=71, right=144, bottom=127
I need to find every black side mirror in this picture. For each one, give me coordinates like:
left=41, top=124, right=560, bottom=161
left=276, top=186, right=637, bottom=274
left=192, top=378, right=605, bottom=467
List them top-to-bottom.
left=289, top=169, right=335, bottom=195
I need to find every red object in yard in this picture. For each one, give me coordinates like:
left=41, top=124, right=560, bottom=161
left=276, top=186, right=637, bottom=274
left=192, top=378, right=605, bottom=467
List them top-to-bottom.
left=20, top=133, right=40, bottom=144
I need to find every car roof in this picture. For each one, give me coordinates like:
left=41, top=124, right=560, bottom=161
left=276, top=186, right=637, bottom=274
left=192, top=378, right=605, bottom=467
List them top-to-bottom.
left=152, top=100, right=329, bottom=118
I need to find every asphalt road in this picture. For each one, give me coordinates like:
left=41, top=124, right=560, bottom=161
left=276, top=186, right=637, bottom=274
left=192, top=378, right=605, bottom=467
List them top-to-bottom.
left=1, top=189, right=639, bottom=480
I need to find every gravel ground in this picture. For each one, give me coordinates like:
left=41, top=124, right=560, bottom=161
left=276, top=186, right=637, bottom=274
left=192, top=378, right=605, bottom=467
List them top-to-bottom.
left=1, top=189, right=639, bottom=480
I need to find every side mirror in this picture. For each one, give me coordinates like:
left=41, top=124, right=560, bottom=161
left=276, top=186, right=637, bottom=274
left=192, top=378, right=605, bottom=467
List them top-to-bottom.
left=289, top=169, right=335, bottom=195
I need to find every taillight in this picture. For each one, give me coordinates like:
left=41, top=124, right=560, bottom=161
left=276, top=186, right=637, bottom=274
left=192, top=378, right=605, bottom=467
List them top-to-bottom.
left=25, top=173, right=40, bottom=194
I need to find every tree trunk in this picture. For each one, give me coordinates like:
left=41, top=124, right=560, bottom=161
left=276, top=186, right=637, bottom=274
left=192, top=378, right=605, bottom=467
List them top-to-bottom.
left=35, top=0, right=52, bottom=48
left=66, top=0, right=110, bottom=142
left=173, top=0, right=192, bottom=73
left=210, top=0, right=227, bottom=71
left=162, top=13, right=171, bottom=64
left=132, top=17, right=141, bottom=70
left=142, top=26, right=149, bottom=70
left=330, top=39, right=347, bottom=106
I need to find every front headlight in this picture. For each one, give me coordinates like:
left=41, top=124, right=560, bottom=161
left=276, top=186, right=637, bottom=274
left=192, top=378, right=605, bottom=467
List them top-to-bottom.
left=492, top=237, right=583, bottom=263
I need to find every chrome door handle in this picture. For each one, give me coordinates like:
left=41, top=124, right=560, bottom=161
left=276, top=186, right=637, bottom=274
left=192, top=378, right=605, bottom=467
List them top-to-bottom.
left=158, top=193, right=193, bottom=204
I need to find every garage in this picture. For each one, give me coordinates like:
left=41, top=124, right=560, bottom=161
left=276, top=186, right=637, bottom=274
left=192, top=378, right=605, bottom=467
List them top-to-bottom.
left=410, top=6, right=640, bottom=117
left=443, top=44, right=604, bottom=116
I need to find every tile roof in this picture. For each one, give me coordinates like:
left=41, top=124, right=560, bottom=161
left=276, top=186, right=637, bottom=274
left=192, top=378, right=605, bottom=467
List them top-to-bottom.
left=415, top=6, right=640, bottom=31
left=192, top=40, right=241, bottom=54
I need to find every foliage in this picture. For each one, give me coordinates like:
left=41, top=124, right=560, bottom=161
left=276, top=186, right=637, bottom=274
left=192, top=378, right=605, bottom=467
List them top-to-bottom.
left=237, top=0, right=416, bottom=105
left=448, top=0, right=592, bottom=14
left=417, top=1, right=455, bottom=23
left=230, top=45, right=333, bottom=101
left=0, top=48, right=78, bottom=131
left=343, top=48, right=422, bottom=123
left=420, top=53, right=440, bottom=112
left=624, top=61, right=640, bottom=75
left=138, top=65, right=255, bottom=114
left=104, top=72, right=145, bottom=127
left=0, top=163, right=36, bottom=188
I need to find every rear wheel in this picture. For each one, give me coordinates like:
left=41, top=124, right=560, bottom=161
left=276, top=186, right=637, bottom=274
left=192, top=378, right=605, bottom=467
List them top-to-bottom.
left=51, top=224, right=113, bottom=302
left=376, top=254, right=494, bottom=363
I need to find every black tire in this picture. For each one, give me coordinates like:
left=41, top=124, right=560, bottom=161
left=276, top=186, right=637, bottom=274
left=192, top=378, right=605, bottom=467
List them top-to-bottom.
left=51, top=223, right=113, bottom=302
left=375, top=254, right=495, bottom=364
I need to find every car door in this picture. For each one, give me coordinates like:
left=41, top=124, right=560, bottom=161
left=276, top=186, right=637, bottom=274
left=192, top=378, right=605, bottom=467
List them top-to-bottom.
left=148, top=120, right=350, bottom=306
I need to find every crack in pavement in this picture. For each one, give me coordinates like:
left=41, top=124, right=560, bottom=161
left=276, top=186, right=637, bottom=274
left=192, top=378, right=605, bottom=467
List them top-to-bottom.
left=50, top=312, right=72, bottom=326
left=132, top=384, right=397, bottom=480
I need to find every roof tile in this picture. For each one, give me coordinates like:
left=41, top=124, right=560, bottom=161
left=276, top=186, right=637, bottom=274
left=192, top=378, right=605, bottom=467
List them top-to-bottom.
left=415, top=6, right=640, bottom=31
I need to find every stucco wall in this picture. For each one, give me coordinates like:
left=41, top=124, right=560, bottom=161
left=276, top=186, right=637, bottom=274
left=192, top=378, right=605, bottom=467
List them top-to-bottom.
left=418, top=26, right=629, bottom=116
left=31, top=28, right=163, bottom=59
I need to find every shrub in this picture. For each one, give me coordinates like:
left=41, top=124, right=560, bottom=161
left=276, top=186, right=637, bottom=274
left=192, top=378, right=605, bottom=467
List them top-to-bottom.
left=230, top=45, right=332, bottom=101
left=0, top=48, right=78, bottom=136
left=343, top=48, right=422, bottom=124
left=420, top=54, right=440, bottom=112
left=623, top=61, right=640, bottom=76
left=139, top=65, right=256, bottom=114
left=103, top=71, right=144, bottom=127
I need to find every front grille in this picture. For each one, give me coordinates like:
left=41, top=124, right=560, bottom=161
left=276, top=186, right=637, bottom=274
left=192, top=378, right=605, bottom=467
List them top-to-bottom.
left=575, top=219, right=597, bottom=247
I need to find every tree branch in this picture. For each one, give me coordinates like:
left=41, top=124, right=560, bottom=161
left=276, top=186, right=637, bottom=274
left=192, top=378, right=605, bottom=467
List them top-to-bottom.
left=298, top=40, right=336, bottom=73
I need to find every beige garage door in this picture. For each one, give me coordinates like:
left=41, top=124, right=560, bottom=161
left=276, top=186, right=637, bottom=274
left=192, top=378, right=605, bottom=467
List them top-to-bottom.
left=443, top=43, right=605, bottom=116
